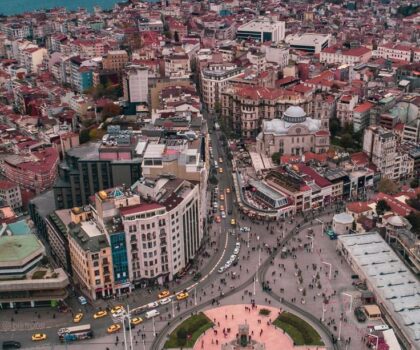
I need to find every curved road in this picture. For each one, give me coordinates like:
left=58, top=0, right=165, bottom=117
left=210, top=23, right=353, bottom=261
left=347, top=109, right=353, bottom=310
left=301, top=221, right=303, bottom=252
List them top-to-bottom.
left=151, top=203, right=341, bottom=349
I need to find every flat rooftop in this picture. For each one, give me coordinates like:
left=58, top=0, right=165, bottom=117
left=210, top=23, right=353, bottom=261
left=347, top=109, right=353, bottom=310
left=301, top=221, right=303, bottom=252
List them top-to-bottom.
left=286, top=33, right=330, bottom=46
left=338, top=232, right=420, bottom=347
left=0, top=234, right=43, bottom=264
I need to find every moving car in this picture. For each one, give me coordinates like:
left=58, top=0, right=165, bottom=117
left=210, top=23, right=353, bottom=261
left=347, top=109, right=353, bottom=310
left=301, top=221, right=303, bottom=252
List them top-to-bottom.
left=219, top=157, right=223, bottom=163
left=219, top=168, right=223, bottom=173
left=226, top=188, right=231, bottom=193
left=219, top=194, right=225, bottom=201
left=220, top=205, right=225, bottom=212
left=221, top=211, right=226, bottom=218
left=214, top=215, right=221, bottom=223
left=230, top=218, right=236, bottom=225
left=240, top=227, right=250, bottom=232
left=325, top=229, right=337, bottom=240
left=218, top=267, right=225, bottom=274
left=193, top=272, right=202, bottom=281
left=158, top=290, right=170, bottom=299
left=176, top=291, right=189, bottom=300
left=78, top=296, right=87, bottom=305
left=159, top=297, right=171, bottom=305
left=147, top=301, right=159, bottom=309
left=111, top=305, right=125, bottom=317
left=93, top=310, right=108, bottom=319
left=145, top=310, right=160, bottom=319
left=73, top=312, right=84, bottom=323
left=130, top=317, right=143, bottom=326
left=107, top=324, right=121, bottom=334
left=31, top=334, right=47, bottom=341
left=2, top=341, right=21, bottom=349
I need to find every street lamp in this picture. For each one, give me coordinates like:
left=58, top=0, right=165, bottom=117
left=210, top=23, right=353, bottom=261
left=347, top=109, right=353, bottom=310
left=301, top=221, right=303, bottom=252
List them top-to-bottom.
left=315, top=218, right=324, bottom=234
left=247, top=230, right=250, bottom=248
left=306, top=235, right=314, bottom=252
left=257, top=236, right=261, bottom=267
left=322, top=261, right=332, bottom=280
left=194, top=288, right=197, bottom=306
left=342, top=292, right=353, bottom=312
left=171, top=298, right=175, bottom=318
left=152, top=315, right=156, bottom=337
left=338, top=319, right=342, bottom=341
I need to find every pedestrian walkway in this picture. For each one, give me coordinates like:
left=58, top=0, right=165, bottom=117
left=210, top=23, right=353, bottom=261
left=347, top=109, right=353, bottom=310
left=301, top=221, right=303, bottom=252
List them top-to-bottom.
left=193, top=304, right=326, bottom=350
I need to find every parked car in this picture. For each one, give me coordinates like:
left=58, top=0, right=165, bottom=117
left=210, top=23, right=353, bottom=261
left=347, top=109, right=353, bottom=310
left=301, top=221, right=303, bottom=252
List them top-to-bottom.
left=193, top=272, right=202, bottom=281
left=78, top=296, right=87, bottom=305
left=354, top=307, right=367, bottom=322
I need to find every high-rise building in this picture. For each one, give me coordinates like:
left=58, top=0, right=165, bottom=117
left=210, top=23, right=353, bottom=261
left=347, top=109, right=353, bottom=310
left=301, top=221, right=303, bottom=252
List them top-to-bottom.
left=123, top=65, right=149, bottom=104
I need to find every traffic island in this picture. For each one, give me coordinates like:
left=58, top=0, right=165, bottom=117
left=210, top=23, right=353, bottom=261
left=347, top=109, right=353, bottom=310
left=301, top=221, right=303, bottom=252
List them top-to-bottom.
left=164, top=312, right=213, bottom=348
left=273, top=312, right=324, bottom=346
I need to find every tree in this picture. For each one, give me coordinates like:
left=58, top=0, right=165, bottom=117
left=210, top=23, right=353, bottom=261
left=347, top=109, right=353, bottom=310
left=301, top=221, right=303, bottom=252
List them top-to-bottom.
left=101, top=103, right=121, bottom=120
left=329, top=118, right=341, bottom=137
left=89, top=128, right=106, bottom=141
left=79, top=129, right=91, bottom=144
left=340, top=133, right=353, bottom=149
left=271, top=152, right=281, bottom=164
left=209, top=175, right=218, bottom=185
left=378, top=178, right=399, bottom=194
left=410, top=178, right=419, bottom=189
left=406, top=194, right=420, bottom=211
left=376, top=199, right=391, bottom=216
left=406, top=211, right=420, bottom=234
left=177, top=328, right=187, bottom=346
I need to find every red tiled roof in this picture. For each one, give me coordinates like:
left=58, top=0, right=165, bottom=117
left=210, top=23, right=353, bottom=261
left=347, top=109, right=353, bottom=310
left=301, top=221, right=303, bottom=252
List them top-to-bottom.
left=353, top=101, right=374, bottom=113
left=351, top=152, right=369, bottom=166
left=296, top=163, right=332, bottom=188
left=0, top=180, right=17, bottom=190
left=373, top=193, right=414, bottom=216
left=347, top=201, right=371, bottom=214
left=120, top=203, right=165, bottom=216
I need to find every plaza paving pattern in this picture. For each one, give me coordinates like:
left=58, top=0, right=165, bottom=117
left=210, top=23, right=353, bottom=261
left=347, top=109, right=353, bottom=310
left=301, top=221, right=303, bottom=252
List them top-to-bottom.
left=192, top=304, right=326, bottom=350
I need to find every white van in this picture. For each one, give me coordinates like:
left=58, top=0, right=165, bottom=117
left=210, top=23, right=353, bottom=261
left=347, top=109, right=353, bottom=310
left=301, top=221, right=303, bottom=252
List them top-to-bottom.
left=145, top=309, right=160, bottom=319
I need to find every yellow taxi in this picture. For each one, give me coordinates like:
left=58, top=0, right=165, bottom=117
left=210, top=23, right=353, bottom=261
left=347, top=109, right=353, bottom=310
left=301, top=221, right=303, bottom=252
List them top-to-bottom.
left=219, top=157, right=223, bottom=163
left=219, top=168, right=224, bottom=174
left=226, top=188, right=231, bottom=193
left=219, top=194, right=225, bottom=201
left=230, top=218, right=236, bottom=225
left=158, top=290, right=170, bottom=299
left=176, top=291, right=189, bottom=301
left=111, top=305, right=124, bottom=314
left=93, top=310, right=108, bottom=319
left=73, top=312, right=84, bottom=323
left=130, top=317, right=143, bottom=326
left=107, top=323, right=121, bottom=334
left=32, top=333, right=47, bottom=341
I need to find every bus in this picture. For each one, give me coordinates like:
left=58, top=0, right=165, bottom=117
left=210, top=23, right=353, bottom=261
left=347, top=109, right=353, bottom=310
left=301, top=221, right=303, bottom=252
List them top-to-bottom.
left=58, top=324, right=93, bottom=342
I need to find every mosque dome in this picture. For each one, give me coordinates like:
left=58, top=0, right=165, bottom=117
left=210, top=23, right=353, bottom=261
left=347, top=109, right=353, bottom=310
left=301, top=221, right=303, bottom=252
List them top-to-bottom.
left=283, top=106, right=307, bottom=123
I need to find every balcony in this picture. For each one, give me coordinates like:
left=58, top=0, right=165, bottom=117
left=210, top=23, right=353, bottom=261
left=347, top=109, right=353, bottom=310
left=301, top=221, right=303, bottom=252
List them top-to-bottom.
left=160, top=239, right=167, bottom=247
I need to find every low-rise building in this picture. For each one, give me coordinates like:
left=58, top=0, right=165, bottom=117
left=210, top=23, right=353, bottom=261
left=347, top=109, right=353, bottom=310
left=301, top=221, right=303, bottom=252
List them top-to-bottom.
left=236, top=18, right=285, bottom=43
left=285, top=33, right=331, bottom=54
left=320, top=46, right=372, bottom=65
left=0, top=230, right=69, bottom=308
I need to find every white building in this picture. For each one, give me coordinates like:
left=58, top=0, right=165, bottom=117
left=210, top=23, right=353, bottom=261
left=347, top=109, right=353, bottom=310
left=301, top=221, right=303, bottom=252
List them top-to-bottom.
left=236, top=18, right=285, bottom=43
left=285, top=33, right=331, bottom=54
left=263, top=42, right=290, bottom=68
left=376, top=43, right=412, bottom=62
left=320, top=46, right=372, bottom=65
left=200, top=63, right=243, bottom=111
left=123, top=65, right=149, bottom=104
left=256, top=106, right=330, bottom=156
left=121, top=177, right=203, bottom=285
left=332, top=213, right=354, bottom=235
left=337, top=232, right=420, bottom=350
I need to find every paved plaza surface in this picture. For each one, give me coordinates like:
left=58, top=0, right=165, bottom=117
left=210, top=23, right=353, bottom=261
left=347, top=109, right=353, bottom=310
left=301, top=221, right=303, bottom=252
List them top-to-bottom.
left=194, top=304, right=326, bottom=350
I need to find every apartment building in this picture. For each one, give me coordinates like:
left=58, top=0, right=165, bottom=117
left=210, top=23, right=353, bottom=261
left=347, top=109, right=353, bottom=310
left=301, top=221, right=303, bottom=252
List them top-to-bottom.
left=376, top=43, right=412, bottom=62
left=102, top=50, right=129, bottom=72
left=164, top=53, right=191, bottom=79
left=200, top=63, right=243, bottom=111
left=123, top=65, right=149, bottom=104
left=221, top=85, right=314, bottom=139
left=336, top=94, right=358, bottom=126
left=353, top=101, right=375, bottom=132
left=363, top=125, right=397, bottom=179
left=121, top=177, right=202, bottom=285
left=0, top=181, right=22, bottom=209
left=68, top=218, right=115, bottom=300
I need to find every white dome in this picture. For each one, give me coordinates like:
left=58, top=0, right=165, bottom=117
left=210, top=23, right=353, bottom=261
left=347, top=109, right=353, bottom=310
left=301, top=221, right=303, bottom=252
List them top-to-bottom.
left=283, top=106, right=307, bottom=123
left=333, top=213, right=354, bottom=224
left=387, top=215, right=405, bottom=227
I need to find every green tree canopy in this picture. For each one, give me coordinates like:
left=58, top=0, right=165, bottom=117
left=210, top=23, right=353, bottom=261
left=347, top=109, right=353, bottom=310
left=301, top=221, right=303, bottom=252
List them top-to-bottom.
left=378, top=178, right=399, bottom=194
left=376, top=199, right=391, bottom=216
